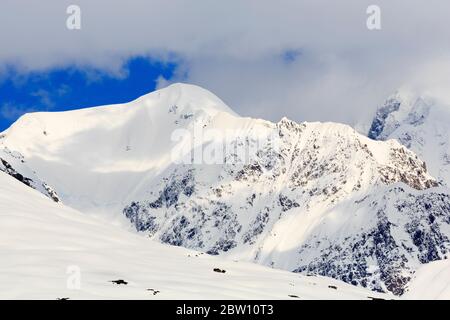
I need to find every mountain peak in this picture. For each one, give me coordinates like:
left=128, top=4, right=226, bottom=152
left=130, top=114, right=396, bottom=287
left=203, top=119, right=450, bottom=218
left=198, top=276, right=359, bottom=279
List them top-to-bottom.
left=143, top=83, right=238, bottom=117
left=365, top=88, right=450, bottom=186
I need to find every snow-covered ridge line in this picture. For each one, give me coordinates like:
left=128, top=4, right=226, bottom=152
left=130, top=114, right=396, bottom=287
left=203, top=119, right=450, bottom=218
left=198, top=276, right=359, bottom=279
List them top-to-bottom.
left=1, top=83, right=449, bottom=296
left=404, top=259, right=450, bottom=299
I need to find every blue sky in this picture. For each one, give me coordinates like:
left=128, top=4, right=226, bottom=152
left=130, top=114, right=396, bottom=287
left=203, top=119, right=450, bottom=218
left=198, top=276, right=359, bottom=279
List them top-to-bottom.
left=0, top=57, right=177, bottom=131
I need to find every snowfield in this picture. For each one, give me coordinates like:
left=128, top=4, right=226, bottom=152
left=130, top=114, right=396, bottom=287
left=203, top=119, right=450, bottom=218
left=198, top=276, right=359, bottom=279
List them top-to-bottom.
left=366, top=88, right=450, bottom=187
left=0, top=171, right=388, bottom=300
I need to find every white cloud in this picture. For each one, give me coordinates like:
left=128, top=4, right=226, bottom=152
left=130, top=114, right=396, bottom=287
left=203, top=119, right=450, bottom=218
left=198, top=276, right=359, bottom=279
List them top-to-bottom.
left=1, top=0, right=449, bottom=125
left=31, top=89, right=55, bottom=109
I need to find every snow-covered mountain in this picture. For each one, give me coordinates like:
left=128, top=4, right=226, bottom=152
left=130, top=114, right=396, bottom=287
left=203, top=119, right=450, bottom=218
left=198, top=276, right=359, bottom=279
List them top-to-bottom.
left=2, top=83, right=450, bottom=296
left=367, top=89, right=450, bottom=186
left=0, top=145, right=60, bottom=202
left=2, top=170, right=387, bottom=299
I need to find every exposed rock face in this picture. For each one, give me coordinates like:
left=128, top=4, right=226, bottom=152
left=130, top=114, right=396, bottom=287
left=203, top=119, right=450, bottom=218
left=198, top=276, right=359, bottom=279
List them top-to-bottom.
left=368, top=96, right=403, bottom=141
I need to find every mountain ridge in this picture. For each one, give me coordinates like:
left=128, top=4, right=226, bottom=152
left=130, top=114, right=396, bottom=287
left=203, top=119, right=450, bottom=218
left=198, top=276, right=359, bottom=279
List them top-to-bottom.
left=2, top=83, right=450, bottom=295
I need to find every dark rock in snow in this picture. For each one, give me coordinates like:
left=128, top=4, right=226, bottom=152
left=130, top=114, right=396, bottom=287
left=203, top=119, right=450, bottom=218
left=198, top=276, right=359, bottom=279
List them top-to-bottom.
left=213, top=268, right=226, bottom=273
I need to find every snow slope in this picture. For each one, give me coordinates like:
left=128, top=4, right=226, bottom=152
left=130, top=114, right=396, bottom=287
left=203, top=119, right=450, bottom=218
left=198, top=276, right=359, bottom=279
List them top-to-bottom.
left=2, top=83, right=450, bottom=296
left=0, top=171, right=389, bottom=300
left=404, top=259, right=450, bottom=299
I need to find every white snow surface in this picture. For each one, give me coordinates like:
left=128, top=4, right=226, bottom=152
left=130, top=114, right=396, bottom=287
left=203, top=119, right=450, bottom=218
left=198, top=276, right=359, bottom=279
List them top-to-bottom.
left=0, top=171, right=388, bottom=300
left=404, top=259, right=450, bottom=300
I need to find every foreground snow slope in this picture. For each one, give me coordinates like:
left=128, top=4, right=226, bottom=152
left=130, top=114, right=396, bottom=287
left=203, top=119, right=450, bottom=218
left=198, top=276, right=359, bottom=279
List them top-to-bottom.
left=2, top=83, right=450, bottom=295
left=0, top=171, right=388, bottom=300
left=404, top=259, right=450, bottom=299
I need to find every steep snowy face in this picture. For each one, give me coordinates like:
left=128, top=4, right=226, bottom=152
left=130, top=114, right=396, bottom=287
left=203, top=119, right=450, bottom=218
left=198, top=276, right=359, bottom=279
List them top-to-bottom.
left=1, top=83, right=449, bottom=296
left=367, top=90, right=450, bottom=186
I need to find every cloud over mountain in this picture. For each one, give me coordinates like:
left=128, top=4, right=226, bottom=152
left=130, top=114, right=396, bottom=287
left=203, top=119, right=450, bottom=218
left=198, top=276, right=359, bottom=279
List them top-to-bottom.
left=2, top=1, right=450, bottom=126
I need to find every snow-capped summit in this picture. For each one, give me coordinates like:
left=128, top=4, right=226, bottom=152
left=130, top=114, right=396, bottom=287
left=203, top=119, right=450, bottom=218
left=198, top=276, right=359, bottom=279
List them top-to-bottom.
left=0, top=83, right=241, bottom=219
left=2, top=83, right=450, bottom=296
left=2, top=83, right=236, bottom=155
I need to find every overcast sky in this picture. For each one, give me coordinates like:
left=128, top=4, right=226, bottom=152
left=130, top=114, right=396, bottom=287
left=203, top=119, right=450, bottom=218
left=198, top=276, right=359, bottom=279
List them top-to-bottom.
left=1, top=0, right=450, bottom=128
